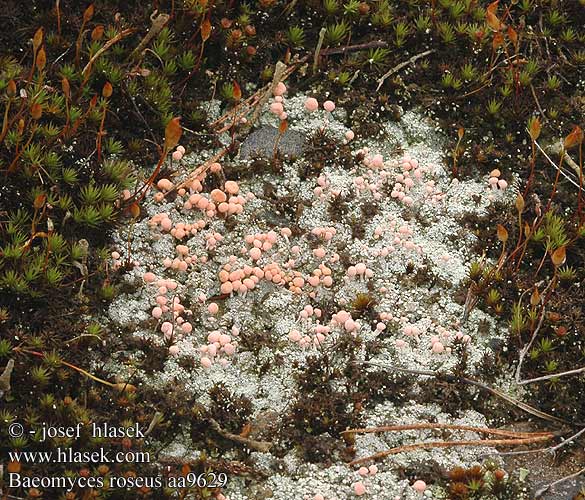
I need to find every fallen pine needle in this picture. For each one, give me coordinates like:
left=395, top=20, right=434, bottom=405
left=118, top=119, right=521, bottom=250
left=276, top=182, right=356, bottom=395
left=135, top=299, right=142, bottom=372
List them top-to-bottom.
left=342, top=423, right=555, bottom=439
left=348, top=434, right=555, bottom=466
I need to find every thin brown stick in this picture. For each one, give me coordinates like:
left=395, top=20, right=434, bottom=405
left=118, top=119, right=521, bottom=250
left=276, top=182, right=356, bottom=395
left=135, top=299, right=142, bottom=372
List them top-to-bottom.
left=129, top=12, right=169, bottom=61
left=313, top=27, right=326, bottom=74
left=82, top=28, right=136, bottom=79
left=320, top=40, right=388, bottom=57
left=376, top=49, right=435, bottom=91
left=210, top=61, right=303, bottom=132
left=245, top=61, right=287, bottom=132
left=530, top=83, right=545, bottom=120
left=164, top=149, right=228, bottom=198
left=515, top=304, right=546, bottom=384
left=358, top=360, right=577, bottom=426
left=518, top=365, right=585, bottom=385
left=208, top=418, right=271, bottom=453
left=342, top=423, right=553, bottom=439
left=548, top=426, right=585, bottom=453
left=348, top=435, right=554, bottom=466
left=535, top=466, right=585, bottom=498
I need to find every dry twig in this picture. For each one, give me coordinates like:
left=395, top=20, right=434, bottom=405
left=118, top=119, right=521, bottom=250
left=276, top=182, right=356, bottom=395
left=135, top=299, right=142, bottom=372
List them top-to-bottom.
left=82, top=28, right=136, bottom=79
left=376, top=49, right=435, bottom=91
left=515, top=304, right=546, bottom=384
left=358, top=360, right=576, bottom=426
left=208, top=418, right=272, bottom=453
left=348, top=435, right=554, bottom=466
left=535, top=467, right=585, bottom=498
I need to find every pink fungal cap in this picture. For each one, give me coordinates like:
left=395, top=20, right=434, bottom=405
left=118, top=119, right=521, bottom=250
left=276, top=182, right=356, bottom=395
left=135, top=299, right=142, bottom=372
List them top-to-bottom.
left=273, top=81, right=287, bottom=96
left=304, top=97, right=319, bottom=112
left=323, top=100, right=335, bottom=112
left=270, top=101, right=284, bottom=115
left=345, top=130, right=355, bottom=141
left=172, top=150, right=183, bottom=161
left=371, top=154, right=384, bottom=168
left=156, top=178, right=174, bottom=191
left=224, top=180, right=239, bottom=194
left=210, top=189, right=227, bottom=203
left=249, top=247, right=262, bottom=261
left=313, top=247, right=326, bottom=259
left=143, top=272, right=156, bottom=283
left=308, top=276, right=320, bottom=287
left=336, top=310, right=351, bottom=323
left=344, top=319, right=357, bottom=332
left=289, top=329, right=301, bottom=342
left=200, top=357, right=212, bottom=368
left=358, top=467, right=369, bottom=477
left=413, top=480, right=426, bottom=493
left=353, top=481, right=366, bottom=496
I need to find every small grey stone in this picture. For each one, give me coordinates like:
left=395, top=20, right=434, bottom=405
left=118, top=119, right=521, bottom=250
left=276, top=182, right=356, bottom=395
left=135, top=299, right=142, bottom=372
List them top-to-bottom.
left=239, top=126, right=306, bottom=160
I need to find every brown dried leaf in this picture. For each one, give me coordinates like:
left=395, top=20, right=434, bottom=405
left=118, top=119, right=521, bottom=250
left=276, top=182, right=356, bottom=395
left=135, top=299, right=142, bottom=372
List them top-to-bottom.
left=83, top=4, right=95, bottom=23
left=487, top=11, right=502, bottom=31
left=201, top=18, right=212, bottom=42
left=91, top=25, right=104, bottom=41
left=507, top=26, right=518, bottom=46
left=33, top=27, right=44, bottom=52
left=492, top=32, right=504, bottom=49
left=36, top=47, right=46, bottom=72
left=62, top=77, right=71, bottom=98
left=7, top=79, right=16, bottom=98
left=232, top=80, right=242, bottom=101
left=102, top=81, right=113, bottom=98
left=30, top=103, right=43, bottom=120
left=164, top=117, right=182, bottom=152
left=528, top=117, right=541, bottom=142
left=279, top=119, right=288, bottom=134
left=564, top=126, right=583, bottom=150
left=33, top=193, right=46, bottom=209
left=515, top=194, right=525, bottom=213
left=128, top=202, right=141, bottom=219
left=496, top=224, right=508, bottom=243
left=551, top=246, right=566, bottom=267
left=530, top=287, right=540, bottom=307
left=7, top=461, right=20, bottom=473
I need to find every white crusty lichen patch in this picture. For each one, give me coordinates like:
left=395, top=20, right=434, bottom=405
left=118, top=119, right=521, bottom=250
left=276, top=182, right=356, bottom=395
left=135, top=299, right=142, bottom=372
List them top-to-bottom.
left=102, top=94, right=519, bottom=499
